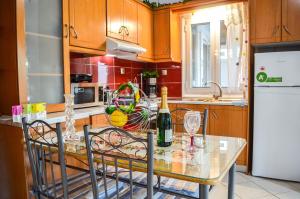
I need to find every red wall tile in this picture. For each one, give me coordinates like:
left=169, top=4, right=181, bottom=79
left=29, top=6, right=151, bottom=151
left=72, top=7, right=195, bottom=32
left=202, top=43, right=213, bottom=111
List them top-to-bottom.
left=70, top=56, right=183, bottom=97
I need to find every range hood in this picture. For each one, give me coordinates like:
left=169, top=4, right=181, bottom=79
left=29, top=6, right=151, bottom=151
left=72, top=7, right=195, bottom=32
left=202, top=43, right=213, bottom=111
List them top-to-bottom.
left=106, top=38, right=146, bottom=60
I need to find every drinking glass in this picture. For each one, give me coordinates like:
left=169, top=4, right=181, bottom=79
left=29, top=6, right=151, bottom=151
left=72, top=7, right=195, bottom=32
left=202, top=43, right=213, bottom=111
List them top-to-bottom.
left=184, top=111, right=201, bottom=151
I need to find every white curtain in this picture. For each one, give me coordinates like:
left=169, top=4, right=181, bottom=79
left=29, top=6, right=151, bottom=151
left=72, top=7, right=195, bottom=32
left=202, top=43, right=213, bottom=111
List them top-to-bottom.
left=224, top=2, right=248, bottom=95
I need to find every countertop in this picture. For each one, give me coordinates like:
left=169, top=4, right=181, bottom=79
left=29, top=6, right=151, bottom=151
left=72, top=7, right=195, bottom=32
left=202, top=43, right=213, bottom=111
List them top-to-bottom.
left=0, top=98, right=246, bottom=128
left=152, top=98, right=248, bottom=106
left=0, top=106, right=106, bottom=128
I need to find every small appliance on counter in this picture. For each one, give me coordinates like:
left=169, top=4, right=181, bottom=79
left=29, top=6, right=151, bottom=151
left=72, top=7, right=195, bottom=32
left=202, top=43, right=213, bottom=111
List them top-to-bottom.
left=71, top=74, right=92, bottom=83
left=145, top=78, right=157, bottom=98
left=71, top=83, right=101, bottom=108
left=99, top=86, right=113, bottom=105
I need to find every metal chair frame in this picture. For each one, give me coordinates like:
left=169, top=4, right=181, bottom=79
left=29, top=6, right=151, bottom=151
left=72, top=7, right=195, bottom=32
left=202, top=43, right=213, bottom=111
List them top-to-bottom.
left=170, top=108, right=209, bottom=138
left=22, top=118, right=69, bottom=199
left=22, top=118, right=95, bottom=199
left=84, top=126, right=154, bottom=199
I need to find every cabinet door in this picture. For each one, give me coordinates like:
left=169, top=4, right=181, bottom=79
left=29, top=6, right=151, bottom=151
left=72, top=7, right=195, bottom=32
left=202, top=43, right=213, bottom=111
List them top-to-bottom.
left=25, top=0, right=68, bottom=104
left=69, top=0, right=106, bottom=50
left=107, top=0, right=124, bottom=40
left=123, top=0, right=138, bottom=43
left=250, top=0, right=281, bottom=44
left=282, top=0, right=300, bottom=42
left=137, top=4, right=153, bottom=60
left=154, top=9, right=171, bottom=60
left=209, top=106, right=231, bottom=136
left=229, top=107, right=248, bottom=165
left=90, top=114, right=109, bottom=128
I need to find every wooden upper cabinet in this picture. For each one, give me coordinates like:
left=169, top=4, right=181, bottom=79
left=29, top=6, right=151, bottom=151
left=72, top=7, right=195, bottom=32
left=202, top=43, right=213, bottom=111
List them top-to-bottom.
left=69, top=0, right=106, bottom=50
left=107, top=0, right=138, bottom=43
left=107, top=0, right=124, bottom=40
left=123, top=0, right=138, bottom=43
left=250, top=0, right=281, bottom=44
left=282, top=0, right=300, bottom=42
left=137, top=4, right=154, bottom=61
left=153, top=9, right=181, bottom=62
left=154, top=9, right=171, bottom=60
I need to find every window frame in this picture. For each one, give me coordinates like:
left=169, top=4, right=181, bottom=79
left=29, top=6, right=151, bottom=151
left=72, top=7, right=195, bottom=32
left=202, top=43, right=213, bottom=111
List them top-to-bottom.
left=181, top=13, right=244, bottom=99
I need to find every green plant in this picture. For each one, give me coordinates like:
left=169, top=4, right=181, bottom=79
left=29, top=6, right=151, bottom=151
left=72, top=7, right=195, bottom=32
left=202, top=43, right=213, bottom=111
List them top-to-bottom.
left=143, top=0, right=192, bottom=8
left=142, top=70, right=159, bottom=78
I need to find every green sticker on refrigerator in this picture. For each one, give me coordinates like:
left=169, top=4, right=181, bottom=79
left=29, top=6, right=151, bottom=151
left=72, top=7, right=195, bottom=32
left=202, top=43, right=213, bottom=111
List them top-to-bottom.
left=256, top=72, right=282, bottom=83
left=256, top=72, right=268, bottom=82
left=266, top=77, right=283, bottom=82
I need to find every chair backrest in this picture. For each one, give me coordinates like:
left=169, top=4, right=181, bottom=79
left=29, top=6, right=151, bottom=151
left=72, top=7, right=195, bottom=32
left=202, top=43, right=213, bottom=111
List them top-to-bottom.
left=170, top=108, right=209, bottom=137
left=22, top=118, right=68, bottom=199
left=84, top=126, right=154, bottom=199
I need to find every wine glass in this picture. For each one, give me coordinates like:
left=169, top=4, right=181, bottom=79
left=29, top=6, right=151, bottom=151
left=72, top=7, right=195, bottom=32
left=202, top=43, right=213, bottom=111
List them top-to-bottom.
left=184, top=111, right=201, bottom=151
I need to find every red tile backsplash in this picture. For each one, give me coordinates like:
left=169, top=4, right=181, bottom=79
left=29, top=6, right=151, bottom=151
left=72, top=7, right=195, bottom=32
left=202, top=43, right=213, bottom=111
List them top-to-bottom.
left=70, top=54, right=183, bottom=97
left=147, top=61, right=182, bottom=97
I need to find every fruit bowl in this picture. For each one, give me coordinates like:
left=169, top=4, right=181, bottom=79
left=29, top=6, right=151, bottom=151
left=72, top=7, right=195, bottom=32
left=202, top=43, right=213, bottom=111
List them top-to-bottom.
left=105, top=82, right=152, bottom=132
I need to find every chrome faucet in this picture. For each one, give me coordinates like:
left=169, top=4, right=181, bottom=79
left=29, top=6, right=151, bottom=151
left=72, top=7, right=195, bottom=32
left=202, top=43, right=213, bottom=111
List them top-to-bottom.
left=205, top=81, right=223, bottom=100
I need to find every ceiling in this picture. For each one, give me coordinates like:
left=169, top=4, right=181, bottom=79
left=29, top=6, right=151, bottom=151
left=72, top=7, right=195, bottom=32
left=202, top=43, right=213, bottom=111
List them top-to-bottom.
left=148, top=0, right=183, bottom=4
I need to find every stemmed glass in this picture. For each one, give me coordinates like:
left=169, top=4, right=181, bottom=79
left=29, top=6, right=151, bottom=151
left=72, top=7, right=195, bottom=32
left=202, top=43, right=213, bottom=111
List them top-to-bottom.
left=184, top=111, right=201, bottom=151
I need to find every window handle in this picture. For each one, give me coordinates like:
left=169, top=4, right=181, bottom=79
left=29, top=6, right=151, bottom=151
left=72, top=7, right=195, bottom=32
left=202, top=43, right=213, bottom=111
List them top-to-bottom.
left=283, top=25, right=292, bottom=35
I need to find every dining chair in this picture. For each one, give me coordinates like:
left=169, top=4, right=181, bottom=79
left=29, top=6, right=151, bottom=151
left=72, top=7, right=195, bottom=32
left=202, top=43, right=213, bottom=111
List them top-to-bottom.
left=170, top=108, right=209, bottom=136
left=22, top=118, right=93, bottom=199
left=22, top=118, right=69, bottom=199
left=84, top=126, right=154, bottom=199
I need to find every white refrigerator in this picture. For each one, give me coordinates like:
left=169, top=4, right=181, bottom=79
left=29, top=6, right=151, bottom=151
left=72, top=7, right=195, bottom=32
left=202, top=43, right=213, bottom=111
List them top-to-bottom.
left=253, top=51, right=300, bottom=182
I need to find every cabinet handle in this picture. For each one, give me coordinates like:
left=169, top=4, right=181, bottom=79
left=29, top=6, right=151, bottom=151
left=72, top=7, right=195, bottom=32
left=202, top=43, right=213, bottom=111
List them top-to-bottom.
left=64, top=24, right=69, bottom=38
left=70, top=25, right=78, bottom=39
left=272, top=25, right=280, bottom=36
left=283, top=25, right=292, bottom=35
left=119, top=26, right=125, bottom=34
left=124, top=26, right=129, bottom=36
left=212, top=111, right=218, bottom=119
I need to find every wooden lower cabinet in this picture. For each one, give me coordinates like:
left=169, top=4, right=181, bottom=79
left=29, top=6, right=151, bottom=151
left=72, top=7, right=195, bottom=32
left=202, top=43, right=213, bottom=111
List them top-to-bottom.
left=169, top=103, right=249, bottom=167
left=175, top=104, right=210, bottom=134
left=210, top=105, right=248, bottom=166
left=90, top=114, right=110, bottom=128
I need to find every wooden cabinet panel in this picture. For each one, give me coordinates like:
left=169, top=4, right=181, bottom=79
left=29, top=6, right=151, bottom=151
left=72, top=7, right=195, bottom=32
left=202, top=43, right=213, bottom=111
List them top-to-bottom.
left=69, top=0, right=106, bottom=50
left=107, top=0, right=124, bottom=40
left=123, top=0, right=138, bottom=43
left=250, top=0, right=281, bottom=44
left=282, top=0, right=300, bottom=42
left=137, top=4, right=154, bottom=61
left=153, top=8, right=181, bottom=62
left=154, top=9, right=171, bottom=60
left=170, top=11, right=181, bottom=63
left=209, top=105, right=248, bottom=166
left=209, top=106, right=231, bottom=136
left=90, top=114, right=110, bottom=128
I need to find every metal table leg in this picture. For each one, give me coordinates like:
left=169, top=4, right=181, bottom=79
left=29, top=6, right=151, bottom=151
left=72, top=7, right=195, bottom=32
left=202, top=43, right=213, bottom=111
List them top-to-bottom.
left=228, top=163, right=236, bottom=199
left=199, top=184, right=209, bottom=199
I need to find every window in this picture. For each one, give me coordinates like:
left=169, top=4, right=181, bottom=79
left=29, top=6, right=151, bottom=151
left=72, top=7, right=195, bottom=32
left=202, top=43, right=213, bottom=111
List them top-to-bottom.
left=182, top=3, right=248, bottom=98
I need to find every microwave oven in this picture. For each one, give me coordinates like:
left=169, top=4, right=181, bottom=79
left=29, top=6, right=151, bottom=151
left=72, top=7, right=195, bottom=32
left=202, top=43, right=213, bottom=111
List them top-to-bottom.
left=71, top=83, right=103, bottom=108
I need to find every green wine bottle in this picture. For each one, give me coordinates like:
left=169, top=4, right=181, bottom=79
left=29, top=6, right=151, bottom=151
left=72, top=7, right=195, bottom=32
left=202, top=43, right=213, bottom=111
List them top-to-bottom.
left=157, top=87, right=172, bottom=147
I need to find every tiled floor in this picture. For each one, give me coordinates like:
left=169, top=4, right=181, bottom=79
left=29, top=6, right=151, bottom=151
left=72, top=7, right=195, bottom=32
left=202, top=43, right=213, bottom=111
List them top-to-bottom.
left=210, top=172, right=300, bottom=199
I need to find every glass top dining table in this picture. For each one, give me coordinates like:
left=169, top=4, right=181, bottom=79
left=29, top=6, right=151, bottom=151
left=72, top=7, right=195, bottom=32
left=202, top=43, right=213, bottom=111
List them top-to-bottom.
left=63, top=128, right=246, bottom=186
